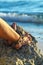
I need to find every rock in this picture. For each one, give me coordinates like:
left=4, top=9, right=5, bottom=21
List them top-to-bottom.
left=0, top=25, right=43, bottom=65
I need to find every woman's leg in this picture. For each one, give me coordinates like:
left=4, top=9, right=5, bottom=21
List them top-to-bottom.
left=0, top=18, right=20, bottom=42
left=0, top=18, right=32, bottom=49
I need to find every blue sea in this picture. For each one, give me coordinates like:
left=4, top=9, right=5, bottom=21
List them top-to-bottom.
left=0, top=0, right=43, bottom=53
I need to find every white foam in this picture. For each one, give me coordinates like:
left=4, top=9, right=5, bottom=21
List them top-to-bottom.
left=0, top=12, right=29, bottom=18
left=0, top=12, right=43, bottom=23
left=0, top=12, right=17, bottom=17
left=0, top=13, right=7, bottom=16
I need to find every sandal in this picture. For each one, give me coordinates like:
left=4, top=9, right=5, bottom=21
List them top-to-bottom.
left=11, top=35, right=32, bottom=49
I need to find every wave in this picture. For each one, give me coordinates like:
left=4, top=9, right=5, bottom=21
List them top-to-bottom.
left=0, top=12, right=43, bottom=23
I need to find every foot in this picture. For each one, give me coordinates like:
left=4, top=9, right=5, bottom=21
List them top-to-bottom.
left=12, top=36, right=32, bottom=49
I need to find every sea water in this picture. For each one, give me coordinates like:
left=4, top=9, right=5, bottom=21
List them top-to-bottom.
left=0, top=0, right=43, bottom=53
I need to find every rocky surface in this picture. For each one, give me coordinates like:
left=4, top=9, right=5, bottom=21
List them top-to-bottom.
left=0, top=25, right=43, bottom=65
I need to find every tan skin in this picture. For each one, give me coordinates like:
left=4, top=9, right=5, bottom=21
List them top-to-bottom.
left=0, top=18, right=32, bottom=49
left=0, top=18, right=20, bottom=41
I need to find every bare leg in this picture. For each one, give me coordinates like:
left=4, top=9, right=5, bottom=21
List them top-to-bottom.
left=0, top=18, right=20, bottom=42
left=0, top=18, right=32, bottom=49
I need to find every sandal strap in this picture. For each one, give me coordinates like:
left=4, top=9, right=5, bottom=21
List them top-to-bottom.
left=11, top=36, right=29, bottom=49
left=11, top=37, right=22, bottom=48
